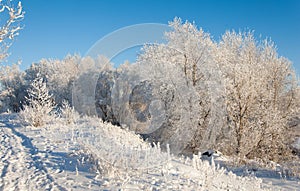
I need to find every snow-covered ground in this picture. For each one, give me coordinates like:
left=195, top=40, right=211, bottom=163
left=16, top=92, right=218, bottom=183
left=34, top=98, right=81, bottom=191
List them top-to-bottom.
left=0, top=114, right=299, bottom=190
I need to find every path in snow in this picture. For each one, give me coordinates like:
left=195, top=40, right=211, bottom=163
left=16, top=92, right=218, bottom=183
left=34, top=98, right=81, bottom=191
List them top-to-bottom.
left=0, top=115, right=101, bottom=191
left=0, top=119, right=56, bottom=190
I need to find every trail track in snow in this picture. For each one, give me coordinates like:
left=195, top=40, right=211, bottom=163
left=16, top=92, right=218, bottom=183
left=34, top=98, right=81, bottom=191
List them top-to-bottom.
left=0, top=115, right=101, bottom=191
left=0, top=117, right=59, bottom=190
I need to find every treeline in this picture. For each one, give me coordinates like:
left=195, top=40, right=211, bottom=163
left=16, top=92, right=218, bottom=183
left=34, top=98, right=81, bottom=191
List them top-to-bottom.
left=0, top=18, right=299, bottom=162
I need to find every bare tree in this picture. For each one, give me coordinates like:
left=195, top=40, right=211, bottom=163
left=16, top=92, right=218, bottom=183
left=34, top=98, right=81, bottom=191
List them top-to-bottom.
left=0, top=0, right=24, bottom=62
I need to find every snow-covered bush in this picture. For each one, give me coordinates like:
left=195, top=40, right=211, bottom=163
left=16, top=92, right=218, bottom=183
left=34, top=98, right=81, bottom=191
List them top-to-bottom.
left=19, top=74, right=56, bottom=127
left=59, top=99, right=79, bottom=125
left=63, top=116, right=158, bottom=177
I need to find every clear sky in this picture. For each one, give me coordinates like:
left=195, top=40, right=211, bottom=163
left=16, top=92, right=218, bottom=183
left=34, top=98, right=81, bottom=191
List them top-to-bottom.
left=5, top=0, right=300, bottom=76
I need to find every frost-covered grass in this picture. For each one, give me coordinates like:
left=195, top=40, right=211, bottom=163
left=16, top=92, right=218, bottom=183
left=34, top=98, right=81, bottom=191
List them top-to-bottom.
left=1, top=113, right=299, bottom=190
left=49, top=116, right=269, bottom=190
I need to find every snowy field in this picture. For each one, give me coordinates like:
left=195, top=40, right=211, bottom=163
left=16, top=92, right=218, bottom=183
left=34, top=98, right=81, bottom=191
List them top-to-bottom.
left=0, top=113, right=299, bottom=191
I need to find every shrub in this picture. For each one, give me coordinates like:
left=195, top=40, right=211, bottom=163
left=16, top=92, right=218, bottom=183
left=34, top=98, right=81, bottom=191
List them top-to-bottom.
left=19, top=74, right=56, bottom=127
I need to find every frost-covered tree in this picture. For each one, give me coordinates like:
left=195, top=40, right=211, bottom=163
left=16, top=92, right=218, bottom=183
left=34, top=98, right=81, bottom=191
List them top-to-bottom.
left=0, top=0, right=24, bottom=62
left=0, top=0, right=24, bottom=111
left=135, top=18, right=299, bottom=159
left=137, top=18, right=224, bottom=153
left=139, top=18, right=216, bottom=88
left=216, top=31, right=299, bottom=162
left=0, top=54, right=112, bottom=113
left=23, top=54, right=112, bottom=112
left=24, top=54, right=81, bottom=106
left=73, top=55, right=113, bottom=115
left=0, top=63, right=26, bottom=112
left=20, top=73, right=56, bottom=127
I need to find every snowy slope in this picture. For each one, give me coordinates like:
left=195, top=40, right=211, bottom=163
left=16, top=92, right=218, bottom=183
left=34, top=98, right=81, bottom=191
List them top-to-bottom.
left=0, top=114, right=299, bottom=190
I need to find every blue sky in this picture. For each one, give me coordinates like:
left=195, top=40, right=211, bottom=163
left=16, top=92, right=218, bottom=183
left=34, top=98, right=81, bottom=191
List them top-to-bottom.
left=5, top=0, right=300, bottom=75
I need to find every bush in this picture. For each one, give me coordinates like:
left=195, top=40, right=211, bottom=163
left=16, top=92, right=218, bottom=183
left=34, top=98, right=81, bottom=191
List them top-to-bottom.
left=19, top=74, right=56, bottom=127
left=59, top=99, right=80, bottom=125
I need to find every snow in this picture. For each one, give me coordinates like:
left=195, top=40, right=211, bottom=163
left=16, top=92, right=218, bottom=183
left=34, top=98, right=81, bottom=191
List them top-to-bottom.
left=0, top=113, right=299, bottom=190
